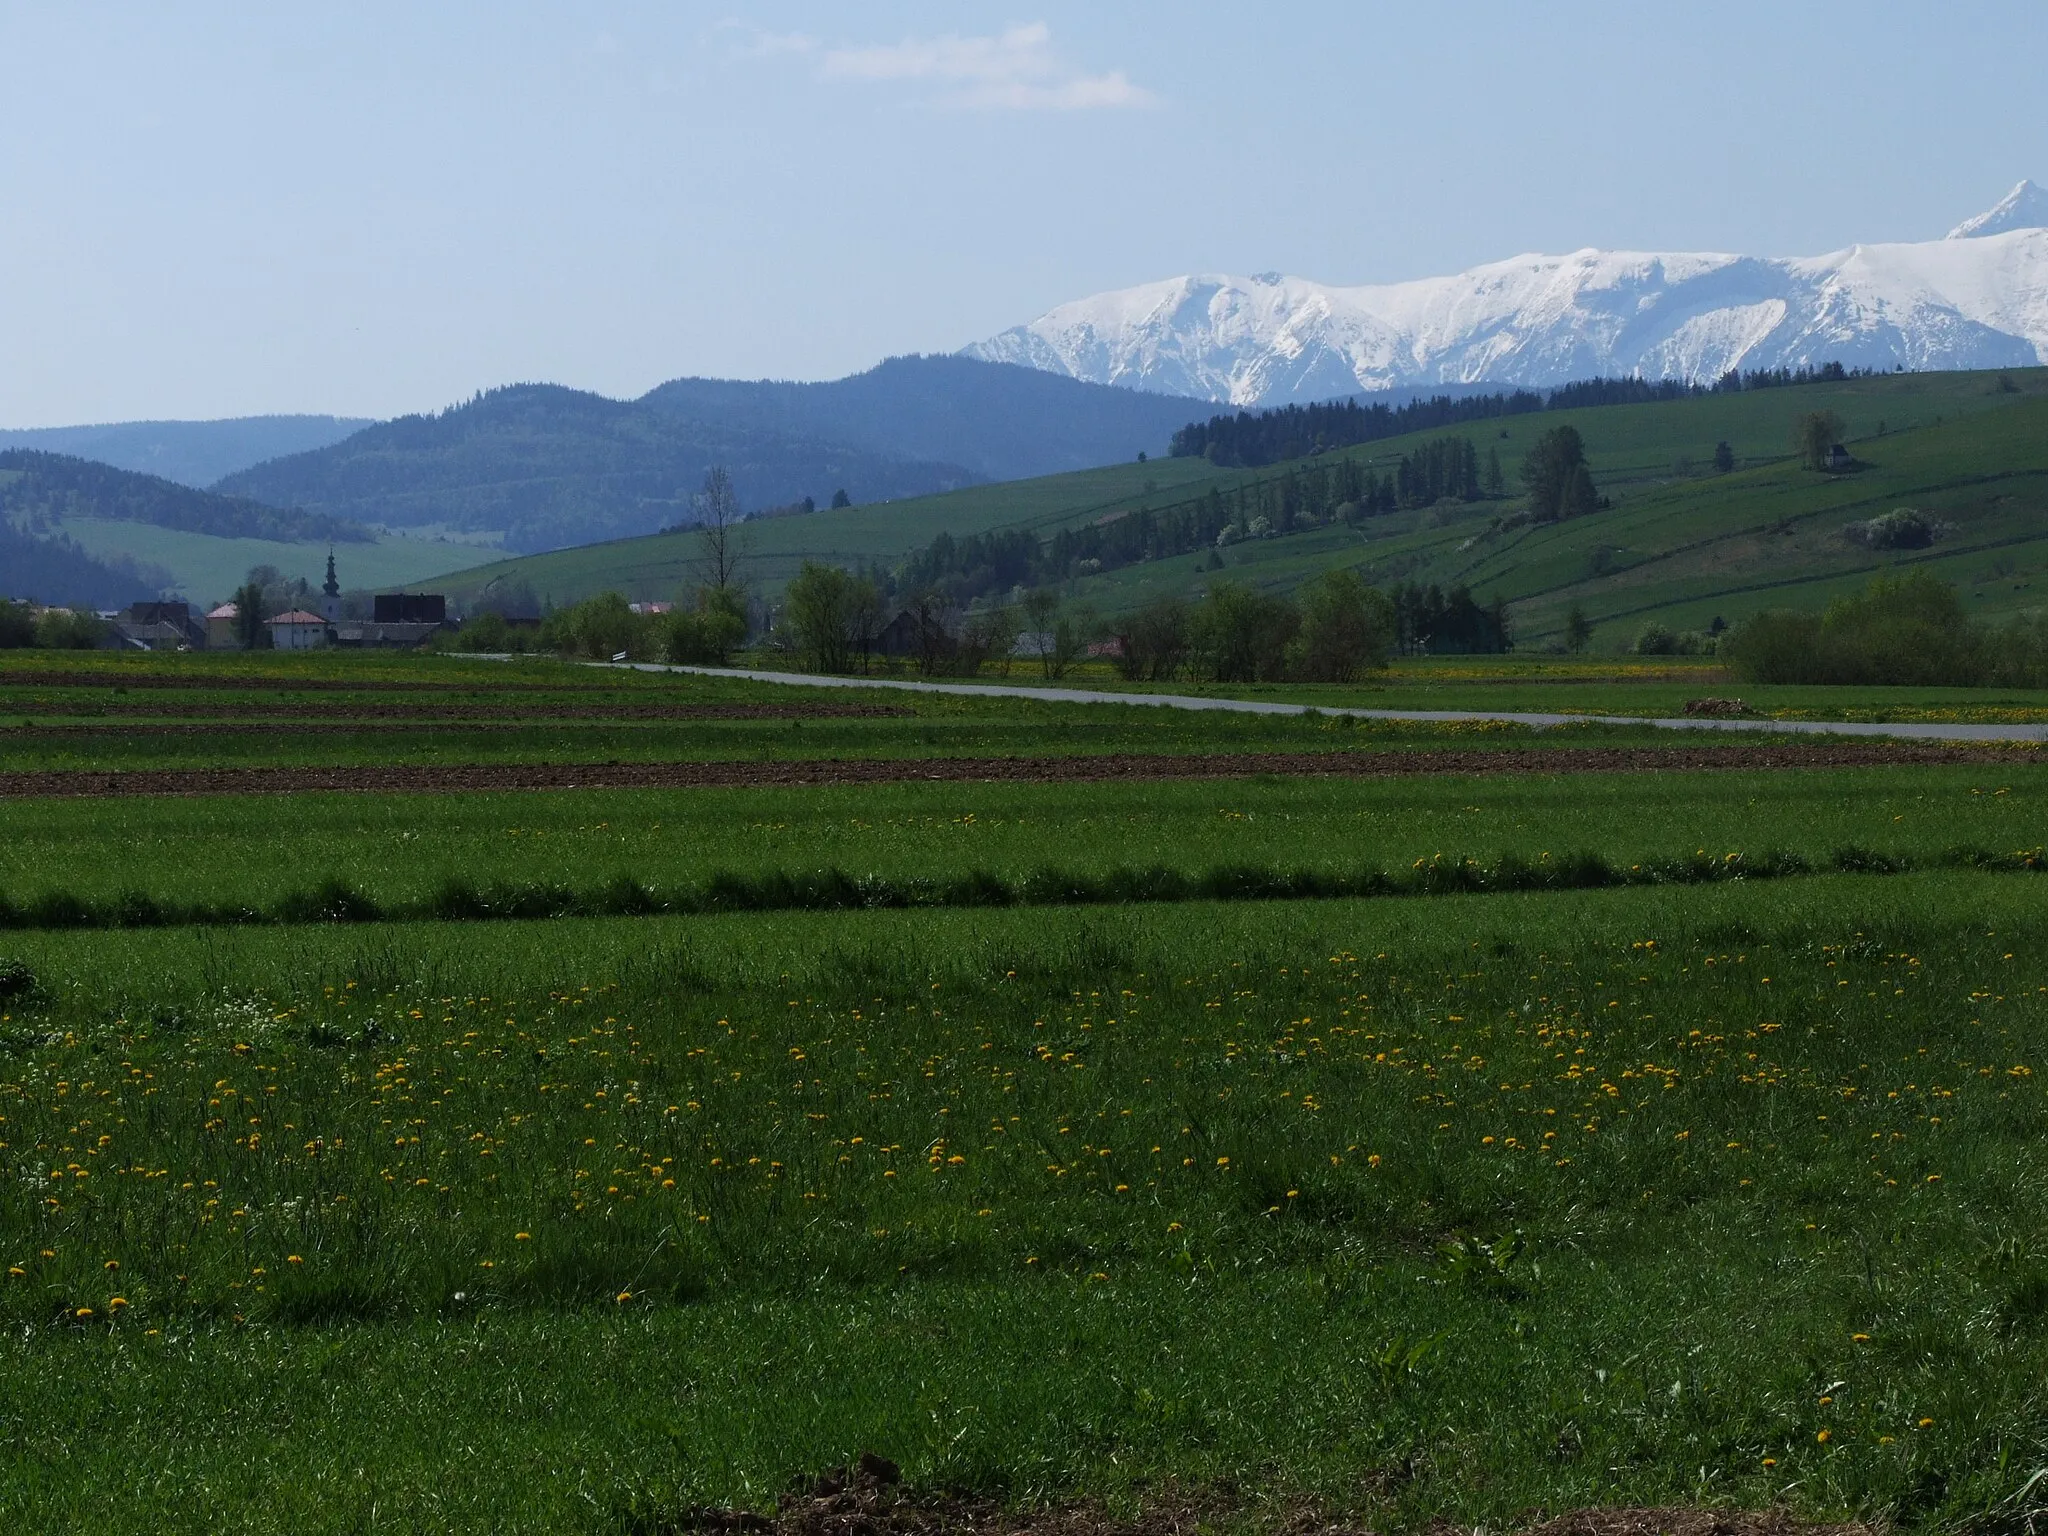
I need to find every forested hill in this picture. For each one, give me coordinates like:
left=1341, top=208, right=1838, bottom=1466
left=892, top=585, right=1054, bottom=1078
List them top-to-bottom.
left=638, top=355, right=1203, bottom=482
left=216, top=385, right=982, bottom=554
left=0, top=415, right=372, bottom=489
left=0, top=451, right=371, bottom=544
left=0, top=520, right=159, bottom=607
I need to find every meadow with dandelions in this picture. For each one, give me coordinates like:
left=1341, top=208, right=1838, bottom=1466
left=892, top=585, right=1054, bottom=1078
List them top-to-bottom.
left=5, top=650, right=2048, bottom=1533
left=4, top=876, right=2048, bottom=1533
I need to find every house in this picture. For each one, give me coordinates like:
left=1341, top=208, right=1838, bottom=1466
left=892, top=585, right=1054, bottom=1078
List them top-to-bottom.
left=1824, top=444, right=1854, bottom=471
left=326, top=589, right=451, bottom=647
left=374, top=593, right=446, bottom=624
left=110, top=601, right=205, bottom=650
left=628, top=601, right=673, bottom=616
left=205, top=603, right=241, bottom=649
left=874, top=609, right=923, bottom=657
left=266, top=610, right=331, bottom=650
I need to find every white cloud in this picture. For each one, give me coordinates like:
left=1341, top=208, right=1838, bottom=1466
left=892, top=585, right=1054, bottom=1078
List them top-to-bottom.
left=712, top=21, right=820, bottom=60
left=817, top=22, right=1154, bottom=111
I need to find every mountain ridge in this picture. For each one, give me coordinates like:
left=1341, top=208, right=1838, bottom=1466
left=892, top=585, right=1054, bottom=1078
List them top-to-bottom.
left=967, top=188, right=2048, bottom=406
left=214, top=357, right=1205, bottom=554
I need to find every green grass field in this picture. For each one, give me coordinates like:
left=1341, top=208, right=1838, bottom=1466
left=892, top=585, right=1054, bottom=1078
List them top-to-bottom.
left=427, top=370, right=2048, bottom=648
left=52, top=515, right=503, bottom=605
left=3, top=648, right=2046, bottom=1533
left=6, top=880, right=2048, bottom=1532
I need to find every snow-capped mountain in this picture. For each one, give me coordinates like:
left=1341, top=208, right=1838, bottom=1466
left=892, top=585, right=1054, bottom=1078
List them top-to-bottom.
left=1949, top=179, right=2048, bottom=239
left=965, top=185, right=2048, bottom=406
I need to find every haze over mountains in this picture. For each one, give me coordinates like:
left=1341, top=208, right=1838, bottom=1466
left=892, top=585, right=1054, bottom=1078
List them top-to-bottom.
left=967, top=183, right=2048, bottom=406
left=212, top=358, right=1204, bottom=554
left=0, top=416, right=372, bottom=489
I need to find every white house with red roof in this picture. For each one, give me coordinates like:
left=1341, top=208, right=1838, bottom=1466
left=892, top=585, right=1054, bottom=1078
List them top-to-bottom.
left=266, top=609, right=331, bottom=650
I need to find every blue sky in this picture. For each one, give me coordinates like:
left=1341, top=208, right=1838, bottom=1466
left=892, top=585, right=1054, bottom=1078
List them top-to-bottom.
left=2, top=1, right=2043, bottom=426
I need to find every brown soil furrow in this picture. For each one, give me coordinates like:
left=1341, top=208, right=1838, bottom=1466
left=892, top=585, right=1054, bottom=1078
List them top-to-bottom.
left=0, top=672, right=571, bottom=693
left=0, top=700, right=908, bottom=722
left=0, top=743, right=2028, bottom=799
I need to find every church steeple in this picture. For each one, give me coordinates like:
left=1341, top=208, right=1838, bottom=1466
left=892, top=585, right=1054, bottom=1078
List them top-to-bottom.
left=319, top=549, right=341, bottom=622
left=323, top=550, right=339, bottom=598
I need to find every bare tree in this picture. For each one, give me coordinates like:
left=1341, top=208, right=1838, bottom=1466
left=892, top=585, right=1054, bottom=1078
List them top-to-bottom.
left=693, top=467, right=746, bottom=592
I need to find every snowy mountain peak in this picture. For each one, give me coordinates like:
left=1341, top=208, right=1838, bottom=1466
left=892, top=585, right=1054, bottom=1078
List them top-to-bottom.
left=1948, top=179, right=2048, bottom=239
left=966, top=219, right=2048, bottom=406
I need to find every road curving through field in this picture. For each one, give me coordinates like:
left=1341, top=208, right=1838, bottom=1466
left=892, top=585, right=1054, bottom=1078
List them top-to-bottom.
left=639, top=663, right=2048, bottom=743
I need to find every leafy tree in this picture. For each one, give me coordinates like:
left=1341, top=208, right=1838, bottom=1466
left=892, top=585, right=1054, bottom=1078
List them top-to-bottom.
left=1792, top=410, right=1848, bottom=471
left=1520, top=426, right=1587, bottom=521
left=1712, top=440, right=1736, bottom=473
left=1560, top=462, right=1600, bottom=520
left=830, top=489, right=852, bottom=510
left=782, top=562, right=878, bottom=674
left=1290, top=570, right=1395, bottom=681
left=1725, top=571, right=1991, bottom=685
left=1192, top=581, right=1299, bottom=683
left=232, top=582, right=269, bottom=649
left=548, top=592, right=642, bottom=659
left=1113, top=598, right=1192, bottom=681
left=0, top=602, right=35, bottom=649
left=1563, top=603, right=1593, bottom=654
left=957, top=604, right=1021, bottom=676
left=35, top=608, right=104, bottom=649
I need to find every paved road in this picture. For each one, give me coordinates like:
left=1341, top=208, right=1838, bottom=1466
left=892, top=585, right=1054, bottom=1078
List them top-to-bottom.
left=601, top=663, right=2048, bottom=744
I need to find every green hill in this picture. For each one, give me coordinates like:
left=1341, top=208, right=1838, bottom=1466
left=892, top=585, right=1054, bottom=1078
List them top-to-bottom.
left=425, top=367, right=2048, bottom=641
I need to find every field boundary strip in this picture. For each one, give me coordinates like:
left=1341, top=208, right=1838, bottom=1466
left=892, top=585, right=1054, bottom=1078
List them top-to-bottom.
left=622, top=662, right=2048, bottom=743
left=0, top=741, right=2031, bottom=798
left=1, top=846, right=2041, bottom=934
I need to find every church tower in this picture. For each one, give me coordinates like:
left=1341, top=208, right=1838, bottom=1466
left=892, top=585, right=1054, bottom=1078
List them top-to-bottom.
left=320, top=549, right=341, bottom=622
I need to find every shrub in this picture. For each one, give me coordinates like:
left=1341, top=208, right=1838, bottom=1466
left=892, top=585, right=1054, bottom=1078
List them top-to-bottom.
left=1843, top=509, right=1938, bottom=550
left=1722, top=570, right=2033, bottom=686
left=662, top=588, right=748, bottom=666
left=545, top=593, right=647, bottom=660
left=0, top=603, right=34, bottom=649
left=1632, top=622, right=1680, bottom=655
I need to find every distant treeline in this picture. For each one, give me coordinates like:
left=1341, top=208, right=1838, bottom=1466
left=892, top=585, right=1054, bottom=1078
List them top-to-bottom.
left=1170, top=362, right=1876, bottom=468
left=896, top=435, right=1502, bottom=607
left=0, top=450, right=373, bottom=545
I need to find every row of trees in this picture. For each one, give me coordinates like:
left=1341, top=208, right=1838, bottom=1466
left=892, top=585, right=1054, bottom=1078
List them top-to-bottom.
left=1167, top=363, right=1879, bottom=469
left=898, top=435, right=1507, bottom=608
left=1723, top=571, right=2048, bottom=687
left=1107, top=573, right=1397, bottom=683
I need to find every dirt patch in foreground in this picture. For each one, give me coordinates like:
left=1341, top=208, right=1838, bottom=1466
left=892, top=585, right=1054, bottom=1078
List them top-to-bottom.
left=0, top=742, right=2029, bottom=799
left=650, top=1456, right=1872, bottom=1536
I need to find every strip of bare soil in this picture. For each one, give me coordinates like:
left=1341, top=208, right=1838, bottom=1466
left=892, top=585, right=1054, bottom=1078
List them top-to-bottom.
left=0, top=671, right=572, bottom=693
left=0, top=700, right=908, bottom=722
left=0, top=742, right=2028, bottom=799
left=651, top=1456, right=1872, bottom=1536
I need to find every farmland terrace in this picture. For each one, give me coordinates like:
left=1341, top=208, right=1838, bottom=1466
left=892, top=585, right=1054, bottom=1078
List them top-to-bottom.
left=0, top=646, right=2044, bottom=1535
